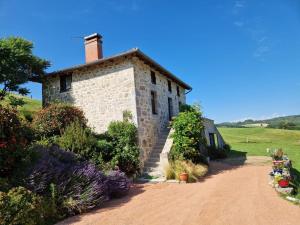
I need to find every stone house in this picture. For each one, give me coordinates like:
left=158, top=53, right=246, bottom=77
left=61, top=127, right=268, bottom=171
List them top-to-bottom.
left=40, top=33, right=224, bottom=174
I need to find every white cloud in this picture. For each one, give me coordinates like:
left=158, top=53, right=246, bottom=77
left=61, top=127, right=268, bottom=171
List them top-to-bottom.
left=233, top=0, right=246, bottom=14
left=234, top=0, right=246, bottom=8
left=234, top=21, right=244, bottom=27
left=253, top=45, right=270, bottom=59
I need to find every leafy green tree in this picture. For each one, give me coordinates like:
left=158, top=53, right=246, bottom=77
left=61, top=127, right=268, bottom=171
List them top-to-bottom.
left=0, top=37, right=50, bottom=101
left=169, top=104, right=207, bottom=164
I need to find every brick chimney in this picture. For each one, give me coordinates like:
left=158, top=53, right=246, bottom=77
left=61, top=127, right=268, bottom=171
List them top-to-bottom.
left=84, top=33, right=103, bottom=63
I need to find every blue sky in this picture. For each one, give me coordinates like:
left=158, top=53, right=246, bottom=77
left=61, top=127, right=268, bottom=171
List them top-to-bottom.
left=1, top=0, right=299, bottom=122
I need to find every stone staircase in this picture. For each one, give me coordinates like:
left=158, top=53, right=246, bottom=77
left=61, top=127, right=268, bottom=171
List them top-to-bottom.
left=142, top=129, right=170, bottom=178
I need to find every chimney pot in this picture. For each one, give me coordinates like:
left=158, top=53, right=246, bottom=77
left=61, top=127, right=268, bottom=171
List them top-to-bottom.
left=84, top=33, right=103, bottom=63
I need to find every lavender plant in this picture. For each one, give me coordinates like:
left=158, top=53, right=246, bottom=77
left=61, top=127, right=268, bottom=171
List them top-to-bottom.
left=26, top=145, right=131, bottom=216
left=107, top=170, right=131, bottom=198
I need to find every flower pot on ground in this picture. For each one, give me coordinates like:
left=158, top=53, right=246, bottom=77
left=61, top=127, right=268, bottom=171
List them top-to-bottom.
left=179, top=172, right=189, bottom=182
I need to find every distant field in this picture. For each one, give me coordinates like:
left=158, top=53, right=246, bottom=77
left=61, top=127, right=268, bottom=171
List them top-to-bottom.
left=1, top=94, right=42, bottom=119
left=243, top=123, right=268, bottom=128
left=218, top=127, right=300, bottom=172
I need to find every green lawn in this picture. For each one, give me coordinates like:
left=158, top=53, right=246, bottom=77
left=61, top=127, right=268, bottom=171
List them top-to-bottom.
left=219, top=127, right=300, bottom=198
left=219, top=127, right=300, bottom=170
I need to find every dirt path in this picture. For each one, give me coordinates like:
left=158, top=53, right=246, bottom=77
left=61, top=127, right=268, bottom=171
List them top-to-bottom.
left=58, top=157, right=300, bottom=225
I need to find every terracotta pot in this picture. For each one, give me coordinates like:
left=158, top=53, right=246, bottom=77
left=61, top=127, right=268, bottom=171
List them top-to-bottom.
left=179, top=173, right=189, bottom=182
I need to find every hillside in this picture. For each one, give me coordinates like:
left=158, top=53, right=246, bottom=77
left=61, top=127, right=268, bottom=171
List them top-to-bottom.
left=1, top=94, right=42, bottom=120
left=217, top=115, right=300, bottom=130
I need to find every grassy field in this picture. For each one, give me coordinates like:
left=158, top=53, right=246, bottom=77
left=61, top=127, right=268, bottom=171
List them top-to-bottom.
left=1, top=94, right=42, bottom=119
left=18, top=96, right=42, bottom=119
left=219, top=127, right=300, bottom=170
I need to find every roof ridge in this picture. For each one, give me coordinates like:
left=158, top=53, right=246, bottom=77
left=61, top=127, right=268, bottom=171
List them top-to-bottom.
left=46, top=48, right=192, bottom=90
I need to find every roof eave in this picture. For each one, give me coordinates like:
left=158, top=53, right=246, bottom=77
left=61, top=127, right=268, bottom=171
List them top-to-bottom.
left=42, top=48, right=192, bottom=90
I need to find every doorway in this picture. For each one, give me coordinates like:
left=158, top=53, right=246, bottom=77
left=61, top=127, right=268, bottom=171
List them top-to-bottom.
left=209, top=133, right=216, bottom=148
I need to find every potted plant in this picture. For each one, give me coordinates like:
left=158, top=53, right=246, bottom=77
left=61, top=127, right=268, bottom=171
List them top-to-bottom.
left=179, top=171, right=189, bottom=182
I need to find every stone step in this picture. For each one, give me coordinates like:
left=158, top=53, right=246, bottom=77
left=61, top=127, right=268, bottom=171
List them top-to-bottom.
left=154, top=144, right=166, bottom=148
left=151, top=148, right=163, bottom=154
left=149, top=152, right=160, bottom=158
left=148, top=154, right=160, bottom=159
left=147, top=157, right=160, bottom=163
left=144, top=161, right=160, bottom=168
left=143, top=166, right=161, bottom=172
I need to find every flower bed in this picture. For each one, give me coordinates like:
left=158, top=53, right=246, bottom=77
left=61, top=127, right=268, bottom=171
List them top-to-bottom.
left=269, top=149, right=296, bottom=196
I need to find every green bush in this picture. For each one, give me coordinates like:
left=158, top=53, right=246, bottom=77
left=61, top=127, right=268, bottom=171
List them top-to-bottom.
left=33, top=103, right=87, bottom=137
left=169, top=104, right=207, bottom=164
left=0, top=106, right=32, bottom=177
left=58, top=120, right=97, bottom=159
left=107, top=121, right=140, bottom=175
left=107, top=121, right=138, bottom=147
left=91, top=139, right=114, bottom=170
left=110, top=145, right=140, bottom=176
left=0, top=187, right=46, bottom=225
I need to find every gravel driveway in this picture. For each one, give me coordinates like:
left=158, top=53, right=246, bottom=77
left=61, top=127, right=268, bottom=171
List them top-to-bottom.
left=58, top=157, right=300, bottom=225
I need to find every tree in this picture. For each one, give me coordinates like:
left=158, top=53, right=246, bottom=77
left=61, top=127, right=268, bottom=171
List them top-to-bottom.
left=0, top=37, right=50, bottom=101
left=169, top=104, right=207, bottom=164
left=278, top=121, right=296, bottom=130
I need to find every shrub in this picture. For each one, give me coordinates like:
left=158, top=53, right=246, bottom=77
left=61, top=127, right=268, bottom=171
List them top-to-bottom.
left=33, top=103, right=87, bottom=137
left=169, top=104, right=207, bottom=164
left=0, top=106, right=31, bottom=176
left=57, top=120, right=97, bottom=159
left=107, top=121, right=140, bottom=175
left=107, top=121, right=138, bottom=147
left=34, top=136, right=58, bottom=147
left=91, top=139, right=114, bottom=170
left=95, top=139, right=114, bottom=162
left=25, top=145, right=79, bottom=195
left=110, top=145, right=140, bottom=176
left=26, top=146, right=109, bottom=216
left=165, top=160, right=208, bottom=183
left=60, top=163, right=109, bottom=215
left=107, top=170, right=131, bottom=198
left=0, top=178, right=10, bottom=192
left=0, top=187, right=46, bottom=225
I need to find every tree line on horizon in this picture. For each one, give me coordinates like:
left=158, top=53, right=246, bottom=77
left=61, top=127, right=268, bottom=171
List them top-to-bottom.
left=217, top=115, right=300, bottom=131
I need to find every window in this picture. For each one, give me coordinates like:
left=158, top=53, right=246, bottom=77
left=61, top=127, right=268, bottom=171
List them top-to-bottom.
left=151, top=71, right=156, bottom=84
left=60, top=74, right=72, bottom=92
left=168, top=80, right=172, bottom=92
left=177, top=86, right=180, bottom=96
left=151, top=91, right=157, bottom=114
left=168, top=97, right=173, bottom=120
left=209, top=133, right=219, bottom=148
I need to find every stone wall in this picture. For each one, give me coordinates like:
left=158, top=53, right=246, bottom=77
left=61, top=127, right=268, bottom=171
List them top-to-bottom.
left=42, top=57, right=137, bottom=133
left=132, top=57, right=186, bottom=163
